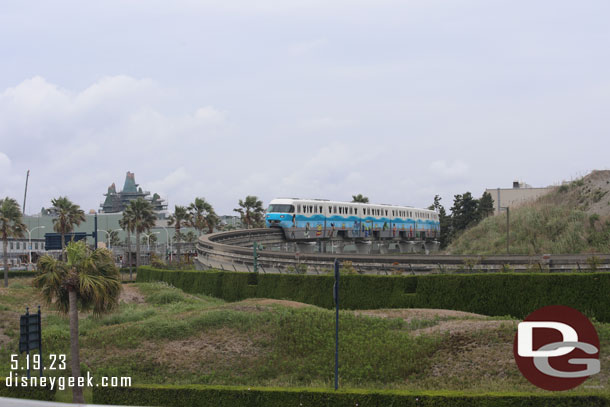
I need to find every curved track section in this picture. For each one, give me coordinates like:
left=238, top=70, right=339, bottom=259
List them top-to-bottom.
left=196, top=229, right=610, bottom=273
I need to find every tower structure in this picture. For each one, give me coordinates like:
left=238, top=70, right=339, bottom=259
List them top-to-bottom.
left=100, top=172, right=167, bottom=214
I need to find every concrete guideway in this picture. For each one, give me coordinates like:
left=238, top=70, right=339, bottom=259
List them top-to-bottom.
left=195, top=229, right=610, bottom=273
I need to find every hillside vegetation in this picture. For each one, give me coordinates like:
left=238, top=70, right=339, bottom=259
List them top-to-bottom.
left=448, top=170, right=610, bottom=255
left=2, top=279, right=608, bottom=400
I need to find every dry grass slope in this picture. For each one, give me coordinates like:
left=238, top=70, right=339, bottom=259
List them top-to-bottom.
left=449, top=170, right=610, bottom=255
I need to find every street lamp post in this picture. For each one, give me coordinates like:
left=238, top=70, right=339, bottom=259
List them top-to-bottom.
left=500, top=206, right=510, bottom=255
left=26, top=226, right=45, bottom=269
left=160, top=227, right=172, bottom=262
left=99, top=228, right=123, bottom=249
left=98, top=230, right=110, bottom=248
left=142, top=232, right=160, bottom=251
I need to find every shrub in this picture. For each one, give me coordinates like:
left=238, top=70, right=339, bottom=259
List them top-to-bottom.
left=137, top=267, right=610, bottom=321
left=0, top=378, right=56, bottom=401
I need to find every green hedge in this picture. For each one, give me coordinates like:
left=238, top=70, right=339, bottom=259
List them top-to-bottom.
left=136, top=267, right=610, bottom=321
left=4, top=270, right=37, bottom=278
left=0, top=378, right=56, bottom=401
left=93, top=385, right=610, bottom=407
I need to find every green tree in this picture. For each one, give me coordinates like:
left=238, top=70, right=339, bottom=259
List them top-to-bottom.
left=477, top=191, right=495, bottom=220
left=450, top=192, right=479, bottom=239
left=351, top=194, right=370, bottom=203
left=428, top=195, right=452, bottom=249
left=234, top=196, right=265, bottom=229
left=0, top=197, right=26, bottom=287
left=50, top=197, right=85, bottom=261
left=189, top=197, right=219, bottom=235
left=125, top=198, right=156, bottom=275
left=168, top=205, right=190, bottom=263
left=184, top=230, right=198, bottom=243
left=33, top=241, right=121, bottom=403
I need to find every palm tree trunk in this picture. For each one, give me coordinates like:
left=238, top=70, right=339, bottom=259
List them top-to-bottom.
left=175, top=226, right=181, bottom=264
left=135, top=230, right=140, bottom=279
left=126, top=231, right=132, bottom=281
left=61, top=232, right=66, bottom=262
left=3, top=237, right=8, bottom=288
left=68, top=287, right=84, bottom=403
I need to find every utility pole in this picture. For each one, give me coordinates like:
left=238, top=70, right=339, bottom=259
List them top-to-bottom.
left=23, top=170, right=30, bottom=214
left=506, top=207, right=510, bottom=255
left=253, top=241, right=258, bottom=273
left=334, top=259, right=340, bottom=390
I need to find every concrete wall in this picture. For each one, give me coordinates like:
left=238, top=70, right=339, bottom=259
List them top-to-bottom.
left=485, top=187, right=553, bottom=214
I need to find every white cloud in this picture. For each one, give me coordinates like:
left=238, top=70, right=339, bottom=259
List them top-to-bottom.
left=288, top=39, right=328, bottom=57
left=0, top=76, right=230, bottom=214
left=300, top=117, right=354, bottom=130
left=0, top=152, right=11, bottom=172
left=429, top=160, right=470, bottom=179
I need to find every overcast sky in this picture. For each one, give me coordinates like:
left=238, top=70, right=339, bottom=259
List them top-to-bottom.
left=1, top=0, right=609, bottom=216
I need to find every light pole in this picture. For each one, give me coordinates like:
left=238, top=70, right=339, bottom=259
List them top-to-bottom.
left=501, top=206, right=510, bottom=255
left=26, top=226, right=45, bottom=269
left=160, top=227, right=172, bottom=262
left=99, top=229, right=122, bottom=249
left=98, top=230, right=110, bottom=248
left=142, top=232, right=160, bottom=251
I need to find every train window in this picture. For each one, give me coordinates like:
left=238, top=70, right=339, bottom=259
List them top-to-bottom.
left=268, top=204, right=295, bottom=213
left=297, top=205, right=301, bottom=212
left=320, top=206, right=323, bottom=213
left=349, top=207, right=352, bottom=214
left=355, top=208, right=358, bottom=215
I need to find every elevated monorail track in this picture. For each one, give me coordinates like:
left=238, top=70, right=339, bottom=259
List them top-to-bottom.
left=196, top=229, right=610, bottom=273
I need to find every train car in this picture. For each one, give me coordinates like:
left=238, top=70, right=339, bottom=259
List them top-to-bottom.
left=265, top=198, right=440, bottom=241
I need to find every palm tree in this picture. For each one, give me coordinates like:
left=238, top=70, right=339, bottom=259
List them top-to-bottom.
left=351, top=194, right=369, bottom=203
left=234, top=196, right=265, bottom=229
left=1, top=197, right=26, bottom=287
left=50, top=197, right=85, bottom=261
left=189, top=197, right=219, bottom=235
left=125, top=198, right=156, bottom=275
left=168, top=205, right=189, bottom=263
left=119, top=212, right=135, bottom=280
left=184, top=230, right=198, bottom=244
left=34, top=241, right=121, bottom=403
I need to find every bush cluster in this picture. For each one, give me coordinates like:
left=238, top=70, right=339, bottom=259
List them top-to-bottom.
left=137, top=267, right=610, bottom=321
left=0, top=379, right=56, bottom=401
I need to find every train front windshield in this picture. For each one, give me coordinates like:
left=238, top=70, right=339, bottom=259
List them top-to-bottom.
left=267, top=204, right=295, bottom=213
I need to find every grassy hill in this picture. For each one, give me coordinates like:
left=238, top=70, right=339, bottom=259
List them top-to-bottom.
left=448, top=170, right=610, bottom=255
left=1, top=279, right=609, bottom=402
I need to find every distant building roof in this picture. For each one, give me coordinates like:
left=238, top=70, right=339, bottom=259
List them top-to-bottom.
left=99, top=171, right=168, bottom=214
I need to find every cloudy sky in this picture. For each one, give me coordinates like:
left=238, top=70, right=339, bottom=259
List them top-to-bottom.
left=1, top=0, right=609, bottom=215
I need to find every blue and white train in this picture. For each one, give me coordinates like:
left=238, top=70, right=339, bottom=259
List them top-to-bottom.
left=265, top=198, right=440, bottom=241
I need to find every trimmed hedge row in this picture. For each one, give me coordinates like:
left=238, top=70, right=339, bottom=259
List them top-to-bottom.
left=137, top=267, right=610, bottom=321
left=3, top=270, right=37, bottom=278
left=0, top=379, right=56, bottom=401
left=93, top=385, right=610, bottom=407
